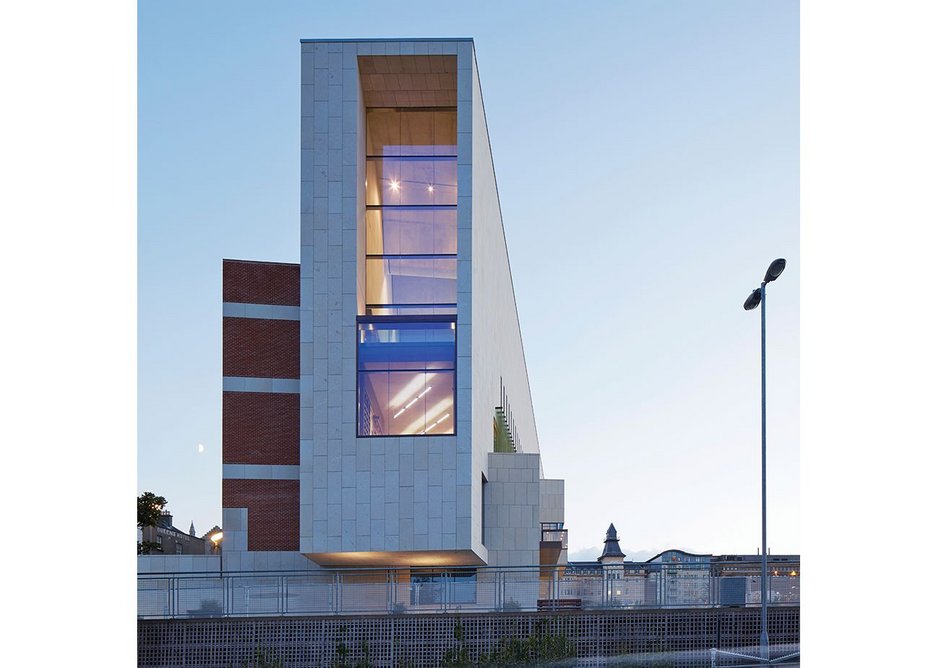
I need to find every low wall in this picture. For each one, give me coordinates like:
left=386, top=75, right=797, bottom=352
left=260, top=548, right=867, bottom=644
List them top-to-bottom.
left=138, top=606, right=799, bottom=667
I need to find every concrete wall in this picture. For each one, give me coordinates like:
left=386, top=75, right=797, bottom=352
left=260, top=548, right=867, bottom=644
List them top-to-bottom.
left=469, top=50, right=543, bottom=483
left=483, top=452, right=541, bottom=567
left=539, top=479, right=564, bottom=524
left=137, top=555, right=220, bottom=574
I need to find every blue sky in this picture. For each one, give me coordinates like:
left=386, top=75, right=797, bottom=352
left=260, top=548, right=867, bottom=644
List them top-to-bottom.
left=139, top=0, right=799, bottom=559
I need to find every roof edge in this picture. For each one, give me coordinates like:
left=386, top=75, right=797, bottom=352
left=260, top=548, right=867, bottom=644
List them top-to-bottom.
left=299, top=37, right=474, bottom=43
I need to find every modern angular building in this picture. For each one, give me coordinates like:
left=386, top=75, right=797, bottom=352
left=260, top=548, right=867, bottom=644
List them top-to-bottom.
left=219, top=38, right=565, bottom=573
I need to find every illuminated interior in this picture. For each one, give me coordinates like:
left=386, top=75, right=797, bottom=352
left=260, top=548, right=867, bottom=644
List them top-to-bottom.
left=358, top=62, right=458, bottom=437
left=364, top=108, right=457, bottom=316
left=358, top=320, right=455, bottom=436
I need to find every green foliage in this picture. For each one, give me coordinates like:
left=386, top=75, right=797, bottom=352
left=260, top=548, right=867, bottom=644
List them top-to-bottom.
left=137, top=491, right=168, bottom=554
left=137, top=492, right=167, bottom=528
left=137, top=540, right=163, bottom=555
left=443, top=617, right=577, bottom=667
left=441, top=620, right=472, bottom=667
left=330, top=625, right=373, bottom=668
left=241, top=647, right=283, bottom=668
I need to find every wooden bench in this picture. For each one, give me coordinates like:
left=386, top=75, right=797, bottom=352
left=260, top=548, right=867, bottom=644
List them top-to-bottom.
left=537, top=598, right=582, bottom=611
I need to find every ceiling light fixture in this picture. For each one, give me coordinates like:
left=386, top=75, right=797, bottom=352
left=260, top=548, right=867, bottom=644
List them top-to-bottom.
left=393, top=386, right=433, bottom=419
left=422, top=412, right=451, bottom=434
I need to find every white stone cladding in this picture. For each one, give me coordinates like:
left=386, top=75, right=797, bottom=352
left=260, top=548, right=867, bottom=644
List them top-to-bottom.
left=295, top=38, right=560, bottom=566
left=483, top=453, right=541, bottom=567
left=539, top=479, right=565, bottom=525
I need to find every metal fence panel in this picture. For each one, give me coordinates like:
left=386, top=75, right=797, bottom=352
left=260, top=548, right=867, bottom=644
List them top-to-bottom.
left=137, top=563, right=799, bottom=619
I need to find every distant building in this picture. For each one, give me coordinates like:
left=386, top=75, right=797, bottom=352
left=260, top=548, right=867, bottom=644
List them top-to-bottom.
left=140, top=511, right=215, bottom=556
left=560, top=523, right=800, bottom=607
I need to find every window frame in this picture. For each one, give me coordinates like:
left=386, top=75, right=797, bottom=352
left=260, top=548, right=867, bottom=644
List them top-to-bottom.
left=356, top=314, right=457, bottom=438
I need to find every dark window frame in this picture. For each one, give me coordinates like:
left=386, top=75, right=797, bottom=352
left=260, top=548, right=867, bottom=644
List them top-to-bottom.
left=356, top=315, right=457, bottom=439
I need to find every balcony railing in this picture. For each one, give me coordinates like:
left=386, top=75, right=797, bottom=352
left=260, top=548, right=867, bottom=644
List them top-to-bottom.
left=540, top=528, right=568, bottom=549
left=138, top=563, right=799, bottom=619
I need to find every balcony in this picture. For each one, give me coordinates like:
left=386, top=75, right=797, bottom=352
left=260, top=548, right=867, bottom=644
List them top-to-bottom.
left=540, top=523, right=568, bottom=565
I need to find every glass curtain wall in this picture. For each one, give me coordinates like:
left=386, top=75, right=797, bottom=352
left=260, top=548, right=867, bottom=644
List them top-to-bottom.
left=359, top=108, right=457, bottom=436
left=364, top=108, right=457, bottom=316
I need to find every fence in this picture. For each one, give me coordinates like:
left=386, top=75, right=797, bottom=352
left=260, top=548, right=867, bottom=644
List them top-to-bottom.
left=138, top=563, right=799, bottom=619
left=138, top=607, right=801, bottom=667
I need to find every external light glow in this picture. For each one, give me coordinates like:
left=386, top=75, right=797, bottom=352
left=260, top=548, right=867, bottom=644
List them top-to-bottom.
left=389, top=179, right=400, bottom=192
left=427, top=184, right=434, bottom=193
left=210, top=531, right=223, bottom=544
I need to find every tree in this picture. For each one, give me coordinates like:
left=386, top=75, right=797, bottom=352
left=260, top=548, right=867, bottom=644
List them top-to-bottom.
left=138, top=492, right=167, bottom=555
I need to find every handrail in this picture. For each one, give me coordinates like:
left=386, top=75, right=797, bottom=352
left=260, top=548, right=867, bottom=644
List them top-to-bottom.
left=138, top=562, right=799, bottom=619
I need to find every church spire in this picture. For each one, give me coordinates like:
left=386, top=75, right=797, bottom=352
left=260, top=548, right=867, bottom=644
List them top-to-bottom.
left=598, top=522, right=626, bottom=563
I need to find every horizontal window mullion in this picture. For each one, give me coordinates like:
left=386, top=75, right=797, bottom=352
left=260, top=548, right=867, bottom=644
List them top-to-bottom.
left=367, top=106, right=457, bottom=113
left=366, top=154, right=457, bottom=160
left=365, top=205, right=457, bottom=210
left=365, top=254, right=457, bottom=259
left=365, top=303, right=457, bottom=308
left=358, top=314, right=457, bottom=324
left=359, top=366, right=456, bottom=372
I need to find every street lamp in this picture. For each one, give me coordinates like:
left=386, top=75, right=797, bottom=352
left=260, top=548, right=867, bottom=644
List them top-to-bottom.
left=743, top=257, right=786, bottom=662
left=210, top=531, right=224, bottom=579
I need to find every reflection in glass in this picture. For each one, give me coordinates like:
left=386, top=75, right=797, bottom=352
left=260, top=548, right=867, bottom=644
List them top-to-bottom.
left=366, top=158, right=457, bottom=206
left=366, top=208, right=457, bottom=256
left=365, top=257, right=456, bottom=308
left=366, top=305, right=456, bottom=316
left=357, top=321, right=455, bottom=436
left=358, top=321, right=456, bottom=370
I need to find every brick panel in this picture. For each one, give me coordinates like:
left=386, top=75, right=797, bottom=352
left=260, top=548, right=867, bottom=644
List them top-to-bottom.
left=223, top=260, right=300, bottom=306
left=223, top=318, right=299, bottom=379
left=223, top=392, right=299, bottom=465
left=223, top=479, right=300, bottom=551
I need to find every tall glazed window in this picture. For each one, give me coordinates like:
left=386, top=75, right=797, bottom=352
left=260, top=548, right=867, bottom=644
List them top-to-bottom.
left=358, top=108, right=458, bottom=436
left=364, top=108, right=457, bottom=317
left=358, top=319, right=455, bottom=436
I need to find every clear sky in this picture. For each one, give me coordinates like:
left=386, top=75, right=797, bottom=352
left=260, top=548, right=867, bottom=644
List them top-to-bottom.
left=139, top=0, right=799, bottom=560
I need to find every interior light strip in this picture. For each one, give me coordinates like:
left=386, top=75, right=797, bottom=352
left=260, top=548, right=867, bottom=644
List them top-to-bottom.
left=394, top=386, right=432, bottom=419
left=422, top=412, right=451, bottom=434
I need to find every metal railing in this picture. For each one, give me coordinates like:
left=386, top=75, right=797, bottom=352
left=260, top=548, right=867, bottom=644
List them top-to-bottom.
left=540, top=528, right=568, bottom=549
left=138, top=563, right=799, bottom=619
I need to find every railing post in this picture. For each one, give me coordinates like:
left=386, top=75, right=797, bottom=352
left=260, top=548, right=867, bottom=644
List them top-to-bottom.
left=387, top=570, right=393, bottom=613
left=442, top=572, right=448, bottom=613
left=334, top=573, right=341, bottom=614
left=280, top=575, right=286, bottom=616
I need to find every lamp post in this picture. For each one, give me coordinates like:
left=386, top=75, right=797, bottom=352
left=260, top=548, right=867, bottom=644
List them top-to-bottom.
left=743, top=258, right=786, bottom=662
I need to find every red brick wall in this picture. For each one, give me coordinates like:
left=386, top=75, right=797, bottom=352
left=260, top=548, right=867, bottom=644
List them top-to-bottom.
left=223, top=260, right=300, bottom=306
left=223, top=318, right=299, bottom=379
left=223, top=392, right=299, bottom=465
left=223, top=479, right=300, bottom=551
